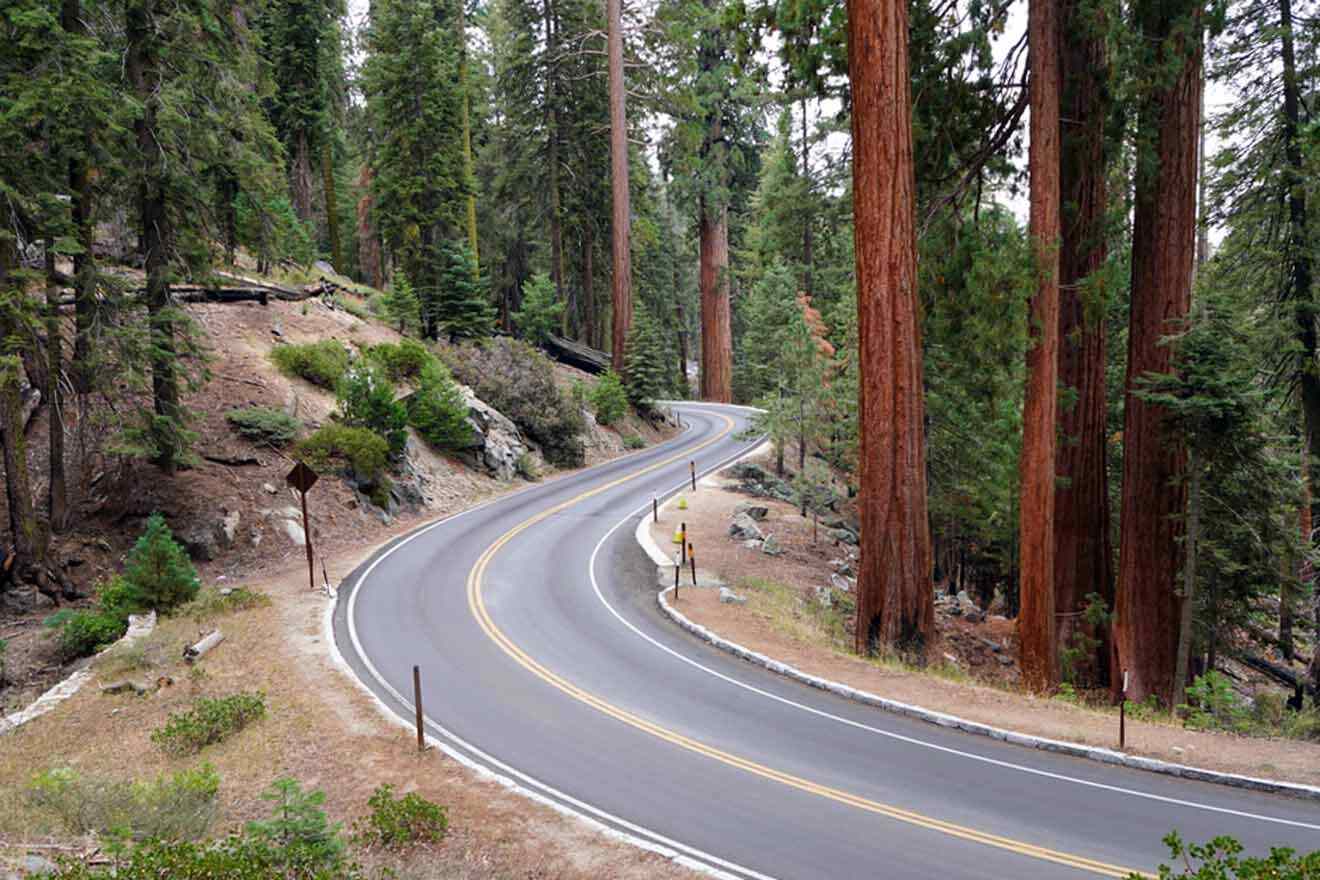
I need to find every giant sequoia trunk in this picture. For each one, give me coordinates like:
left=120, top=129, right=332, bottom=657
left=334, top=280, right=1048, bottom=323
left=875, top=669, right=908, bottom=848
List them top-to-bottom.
left=607, top=0, right=632, bottom=372
left=847, top=0, right=933, bottom=654
left=1018, top=0, right=1063, bottom=693
left=1053, top=0, right=1113, bottom=687
left=1114, top=0, right=1202, bottom=705
left=356, top=165, right=384, bottom=290
left=698, top=201, right=733, bottom=402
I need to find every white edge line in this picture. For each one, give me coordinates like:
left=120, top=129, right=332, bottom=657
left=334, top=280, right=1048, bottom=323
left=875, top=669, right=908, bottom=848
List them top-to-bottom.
left=330, top=408, right=778, bottom=880
left=613, top=458, right=1320, bottom=823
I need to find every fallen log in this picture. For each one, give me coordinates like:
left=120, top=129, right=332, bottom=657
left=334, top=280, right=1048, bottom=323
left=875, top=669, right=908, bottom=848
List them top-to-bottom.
left=544, top=334, right=610, bottom=375
left=202, top=452, right=262, bottom=467
left=183, top=630, right=224, bottom=663
left=1231, top=648, right=1318, bottom=699
left=100, top=680, right=152, bottom=696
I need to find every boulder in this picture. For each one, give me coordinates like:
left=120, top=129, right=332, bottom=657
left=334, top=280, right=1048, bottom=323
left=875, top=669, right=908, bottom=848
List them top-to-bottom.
left=314, top=259, right=337, bottom=275
left=457, top=385, right=528, bottom=481
left=734, top=502, right=769, bottom=521
left=262, top=506, right=306, bottom=547
left=179, top=508, right=241, bottom=562
left=728, top=512, right=765, bottom=542
left=828, top=527, right=859, bottom=546
left=761, top=533, right=783, bottom=556
left=741, top=539, right=764, bottom=550
left=829, top=558, right=855, bottom=577
left=830, top=572, right=852, bottom=592
left=814, top=585, right=833, bottom=608
left=719, top=587, right=747, bottom=605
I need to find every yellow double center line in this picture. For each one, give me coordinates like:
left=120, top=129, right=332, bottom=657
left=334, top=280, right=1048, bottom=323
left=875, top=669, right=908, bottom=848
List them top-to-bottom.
left=465, top=412, right=1143, bottom=879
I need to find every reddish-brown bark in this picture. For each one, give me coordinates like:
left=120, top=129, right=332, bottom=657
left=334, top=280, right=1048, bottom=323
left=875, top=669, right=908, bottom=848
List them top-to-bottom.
left=607, top=0, right=632, bottom=372
left=847, top=0, right=934, bottom=654
left=1019, top=0, right=1063, bottom=693
left=1053, top=0, right=1113, bottom=687
left=1114, top=0, right=1202, bottom=705
left=356, top=165, right=384, bottom=291
left=699, top=201, right=733, bottom=403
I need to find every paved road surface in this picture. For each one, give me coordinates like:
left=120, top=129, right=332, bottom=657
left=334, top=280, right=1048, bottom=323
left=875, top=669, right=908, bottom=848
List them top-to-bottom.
left=334, top=403, right=1320, bottom=880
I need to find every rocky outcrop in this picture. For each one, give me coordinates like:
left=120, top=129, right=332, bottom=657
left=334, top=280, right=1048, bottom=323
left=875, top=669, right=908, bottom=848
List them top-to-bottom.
left=458, top=385, right=529, bottom=481
left=178, top=509, right=242, bottom=561
left=728, top=512, right=765, bottom=542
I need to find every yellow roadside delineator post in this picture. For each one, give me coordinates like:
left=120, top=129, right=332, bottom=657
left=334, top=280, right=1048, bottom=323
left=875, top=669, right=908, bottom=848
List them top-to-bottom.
left=678, top=495, right=688, bottom=510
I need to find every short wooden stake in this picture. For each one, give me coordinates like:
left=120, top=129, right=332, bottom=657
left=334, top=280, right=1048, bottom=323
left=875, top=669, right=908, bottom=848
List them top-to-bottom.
left=690, top=461, right=696, bottom=492
left=653, top=497, right=658, bottom=523
left=680, top=524, right=687, bottom=563
left=689, top=544, right=697, bottom=586
left=674, top=559, right=680, bottom=601
left=413, top=665, right=425, bottom=753
left=1119, top=670, right=1128, bottom=750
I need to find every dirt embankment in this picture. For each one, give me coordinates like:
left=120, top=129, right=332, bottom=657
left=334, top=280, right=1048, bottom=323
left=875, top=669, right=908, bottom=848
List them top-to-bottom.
left=651, top=461, right=1320, bottom=788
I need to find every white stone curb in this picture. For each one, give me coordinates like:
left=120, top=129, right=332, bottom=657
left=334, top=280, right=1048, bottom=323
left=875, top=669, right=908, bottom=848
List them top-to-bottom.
left=637, top=472, right=1320, bottom=803
left=0, top=611, right=157, bottom=737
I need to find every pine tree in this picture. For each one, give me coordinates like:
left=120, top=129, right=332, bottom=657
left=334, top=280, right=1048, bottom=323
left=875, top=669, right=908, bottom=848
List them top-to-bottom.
left=432, top=242, right=496, bottom=342
left=733, top=263, right=799, bottom=404
left=382, top=273, right=421, bottom=335
left=513, top=273, right=564, bottom=346
left=623, top=306, right=674, bottom=411
left=123, top=512, right=200, bottom=610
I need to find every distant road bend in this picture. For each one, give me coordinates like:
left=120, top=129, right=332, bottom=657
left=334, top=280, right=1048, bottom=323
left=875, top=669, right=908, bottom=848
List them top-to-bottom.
left=334, top=402, right=1320, bottom=880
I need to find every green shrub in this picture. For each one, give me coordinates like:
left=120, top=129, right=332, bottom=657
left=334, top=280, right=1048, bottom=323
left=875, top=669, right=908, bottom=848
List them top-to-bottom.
left=380, top=272, right=420, bottom=335
left=511, top=272, right=563, bottom=346
left=332, top=294, right=370, bottom=320
left=367, top=338, right=433, bottom=382
left=443, top=338, right=585, bottom=467
left=270, top=341, right=352, bottom=389
left=408, top=360, right=473, bottom=451
left=335, top=361, right=407, bottom=456
left=589, top=370, right=629, bottom=426
left=225, top=407, right=302, bottom=446
left=296, top=424, right=390, bottom=484
left=624, top=434, right=646, bottom=450
left=515, top=452, right=540, bottom=481
left=124, top=513, right=201, bottom=611
left=95, top=575, right=148, bottom=620
left=178, top=585, right=270, bottom=620
left=54, top=611, right=128, bottom=659
left=1182, top=671, right=1248, bottom=732
left=151, top=692, right=267, bottom=756
left=28, top=764, right=220, bottom=840
left=245, top=777, right=345, bottom=873
left=352, top=783, right=447, bottom=848
left=1142, top=831, right=1320, bottom=879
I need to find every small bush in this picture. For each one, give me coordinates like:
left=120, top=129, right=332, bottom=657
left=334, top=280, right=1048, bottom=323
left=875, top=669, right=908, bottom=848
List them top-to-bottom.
left=511, top=273, right=563, bottom=346
left=332, top=294, right=370, bottom=320
left=443, top=338, right=585, bottom=467
left=367, top=339, right=433, bottom=382
left=270, top=341, right=351, bottom=389
left=408, top=359, right=473, bottom=451
left=336, top=361, right=407, bottom=456
left=589, top=370, right=629, bottom=426
left=225, top=407, right=302, bottom=446
left=296, top=424, right=391, bottom=484
left=624, top=434, right=646, bottom=449
left=515, top=452, right=540, bottom=481
left=124, top=513, right=201, bottom=611
left=96, top=575, right=148, bottom=620
left=178, top=585, right=270, bottom=620
left=55, top=611, right=127, bottom=660
left=1182, top=670, right=1247, bottom=732
left=151, top=692, right=267, bottom=756
left=28, top=764, right=220, bottom=840
left=246, top=777, right=345, bottom=872
left=352, top=784, right=447, bottom=848
left=1143, top=831, right=1320, bottom=878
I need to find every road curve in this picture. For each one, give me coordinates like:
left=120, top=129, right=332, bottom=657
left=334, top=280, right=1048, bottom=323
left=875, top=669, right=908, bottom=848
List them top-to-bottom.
left=333, top=403, right=1320, bottom=880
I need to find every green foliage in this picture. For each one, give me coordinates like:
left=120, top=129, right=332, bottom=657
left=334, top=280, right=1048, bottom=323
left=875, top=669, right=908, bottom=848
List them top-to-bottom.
left=236, top=194, right=315, bottom=268
left=430, top=241, right=497, bottom=342
left=380, top=273, right=422, bottom=335
left=512, top=273, right=564, bottom=345
left=623, top=306, right=674, bottom=411
left=367, top=338, right=432, bottom=382
left=444, top=338, right=585, bottom=467
left=270, top=341, right=352, bottom=389
left=408, top=359, right=473, bottom=451
left=335, top=361, right=407, bottom=456
left=589, top=371, right=629, bottom=425
left=225, top=407, right=302, bottom=447
left=296, top=425, right=391, bottom=484
left=624, top=434, right=646, bottom=450
left=515, top=452, right=540, bottom=481
left=124, top=513, right=200, bottom=611
left=95, top=575, right=149, bottom=621
left=178, top=586, right=270, bottom=621
left=1059, top=594, right=1113, bottom=688
left=54, top=611, right=127, bottom=660
left=1181, top=672, right=1248, bottom=732
left=151, top=693, right=268, bottom=756
left=27, top=764, right=221, bottom=841
left=245, top=777, right=345, bottom=873
left=352, top=783, right=448, bottom=848
left=1136, top=831, right=1320, bottom=879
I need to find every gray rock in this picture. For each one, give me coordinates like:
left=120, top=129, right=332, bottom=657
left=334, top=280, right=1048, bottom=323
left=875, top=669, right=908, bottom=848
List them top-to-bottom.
left=314, top=259, right=336, bottom=275
left=271, top=321, right=283, bottom=338
left=456, top=385, right=528, bottom=481
left=262, top=482, right=278, bottom=494
left=734, top=502, right=769, bottom=521
left=262, top=507, right=306, bottom=547
left=180, top=508, right=243, bottom=561
left=221, top=510, right=241, bottom=546
left=728, top=512, right=765, bottom=542
left=828, top=527, right=859, bottom=546
left=760, top=533, right=783, bottom=556
left=741, top=539, right=764, bottom=550
left=829, top=558, right=855, bottom=577
left=830, top=572, right=852, bottom=593
left=814, top=586, right=833, bottom=608
left=718, top=587, right=747, bottom=605
left=997, top=655, right=1014, bottom=666
left=22, top=856, right=56, bottom=876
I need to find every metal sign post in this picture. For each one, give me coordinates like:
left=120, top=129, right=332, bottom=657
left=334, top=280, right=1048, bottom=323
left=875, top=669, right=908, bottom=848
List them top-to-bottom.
left=286, top=461, right=319, bottom=591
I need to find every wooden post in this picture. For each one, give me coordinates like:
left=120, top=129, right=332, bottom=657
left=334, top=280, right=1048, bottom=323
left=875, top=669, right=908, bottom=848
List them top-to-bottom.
left=690, top=461, right=696, bottom=492
left=300, top=488, right=313, bottom=592
left=653, top=497, right=658, bottom=523
left=681, top=523, right=687, bottom=564
left=689, top=544, right=697, bottom=586
left=674, top=556, right=681, bottom=601
left=413, top=665, right=425, bottom=753
left=1119, top=670, right=1128, bottom=750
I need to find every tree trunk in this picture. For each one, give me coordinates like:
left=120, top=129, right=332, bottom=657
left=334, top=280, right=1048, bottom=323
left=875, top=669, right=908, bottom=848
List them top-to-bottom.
left=63, top=0, right=97, bottom=396
left=129, top=0, right=181, bottom=476
left=459, top=0, right=479, bottom=272
left=545, top=0, right=565, bottom=319
left=608, top=0, right=632, bottom=373
left=847, top=0, right=934, bottom=655
left=1018, top=0, right=1063, bottom=693
left=1053, top=0, right=1113, bottom=687
left=1114, top=0, right=1202, bottom=705
left=800, top=97, right=814, bottom=299
left=292, top=129, right=313, bottom=222
left=322, top=143, right=342, bottom=273
left=356, top=165, right=384, bottom=290
left=219, top=169, right=238, bottom=266
left=698, top=201, right=733, bottom=402
left=583, top=224, right=597, bottom=348
left=0, top=235, right=44, bottom=567
left=45, top=248, right=69, bottom=533
left=675, top=301, right=689, bottom=393
left=1172, top=450, right=1200, bottom=709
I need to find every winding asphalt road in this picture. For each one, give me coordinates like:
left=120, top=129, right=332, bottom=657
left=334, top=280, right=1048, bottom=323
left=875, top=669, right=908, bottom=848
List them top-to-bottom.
left=333, top=403, right=1320, bottom=880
